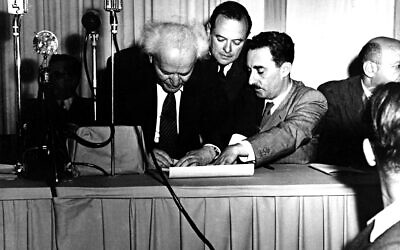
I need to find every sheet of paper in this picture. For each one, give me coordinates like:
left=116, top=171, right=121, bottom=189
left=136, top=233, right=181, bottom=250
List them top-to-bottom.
left=309, top=163, right=366, bottom=176
left=165, top=164, right=254, bottom=179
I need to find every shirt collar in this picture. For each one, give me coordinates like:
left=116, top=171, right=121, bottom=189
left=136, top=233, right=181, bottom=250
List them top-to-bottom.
left=218, top=63, right=233, bottom=76
left=361, top=79, right=373, bottom=98
left=266, top=80, right=293, bottom=114
left=368, top=199, right=400, bottom=242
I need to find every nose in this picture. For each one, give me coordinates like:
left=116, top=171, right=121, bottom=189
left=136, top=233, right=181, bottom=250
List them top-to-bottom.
left=223, top=41, right=232, bottom=53
left=248, top=71, right=256, bottom=85
left=170, top=74, right=182, bottom=86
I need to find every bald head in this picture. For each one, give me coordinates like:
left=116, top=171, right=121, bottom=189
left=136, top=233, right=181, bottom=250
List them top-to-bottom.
left=360, top=36, right=400, bottom=89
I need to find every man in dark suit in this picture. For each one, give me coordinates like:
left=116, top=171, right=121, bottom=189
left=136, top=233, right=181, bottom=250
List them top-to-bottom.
left=174, top=1, right=255, bottom=167
left=99, top=22, right=224, bottom=168
left=214, top=32, right=327, bottom=167
left=317, top=37, right=400, bottom=167
left=23, top=54, right=94, bottom=144
left=345, top=82, right=400, bottom=249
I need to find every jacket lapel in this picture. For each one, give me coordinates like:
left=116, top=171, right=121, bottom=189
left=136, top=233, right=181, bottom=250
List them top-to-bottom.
left=259, top=81, right=298, bottom=130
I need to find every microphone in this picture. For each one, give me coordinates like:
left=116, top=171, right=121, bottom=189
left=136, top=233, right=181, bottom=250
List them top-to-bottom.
left=7, top=0, right=28, bottom=15
left=104, top=0, right=123, bottom=12
left=82, top=10, right=101, bottom=33
left=33, top=30, right=58, bottom=58
left=33, top=30, right=58, bottom=89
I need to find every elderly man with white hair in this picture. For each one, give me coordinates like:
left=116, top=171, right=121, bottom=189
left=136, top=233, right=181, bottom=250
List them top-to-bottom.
left=100, top=22, right=226, bottom=168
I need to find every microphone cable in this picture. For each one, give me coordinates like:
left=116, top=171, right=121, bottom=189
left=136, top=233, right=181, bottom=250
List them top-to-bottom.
left=149, top=150, right=215, bottom=250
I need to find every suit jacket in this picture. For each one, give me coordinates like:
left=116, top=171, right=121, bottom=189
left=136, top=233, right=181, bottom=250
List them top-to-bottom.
left=196, top=44, right=253, bottom=146
left=98, top=46, right=225, bottom=158
left=316, top=76, right=372, bottom=167
left=235, top=80, right=327, bottom=167
left=345, top=220, right=400, bottom=250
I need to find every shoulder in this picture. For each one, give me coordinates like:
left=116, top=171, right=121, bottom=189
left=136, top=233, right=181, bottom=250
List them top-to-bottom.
left=113, top=45, right=150, bottom=65
left=317, top=76, right=361, bottom=96
left=292, top=80, right=327, bottom=103
left=371, top=221, right=400, bottom=249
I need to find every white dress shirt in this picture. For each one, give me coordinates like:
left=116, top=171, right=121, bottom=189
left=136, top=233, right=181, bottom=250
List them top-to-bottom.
left=154, top=84, right=182, bottom=143
left=368, top=199, right=400, bottom=242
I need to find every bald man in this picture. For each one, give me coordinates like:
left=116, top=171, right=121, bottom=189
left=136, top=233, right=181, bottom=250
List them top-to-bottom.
left=99, top=22, right=225, bottom=168
left=317, top=37, right=400, bottom=167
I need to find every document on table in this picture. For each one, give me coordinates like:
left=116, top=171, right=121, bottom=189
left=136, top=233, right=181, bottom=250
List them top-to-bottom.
left=309, top=163, right=367, bottom=176
left=0, top=164, right=17, bottom=180
left=163, top=164, right=254, bottom=179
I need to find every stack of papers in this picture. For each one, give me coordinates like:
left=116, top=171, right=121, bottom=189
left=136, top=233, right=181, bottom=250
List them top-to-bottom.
left=163, top=164, right=254, bottom=179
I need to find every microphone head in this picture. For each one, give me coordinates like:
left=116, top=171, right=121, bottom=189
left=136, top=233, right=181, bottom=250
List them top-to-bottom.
left=104, top=0, right=123, bottom=12
left=82, top=10, right=101, bottom=33
left=33, top=30, right=58, bottom=57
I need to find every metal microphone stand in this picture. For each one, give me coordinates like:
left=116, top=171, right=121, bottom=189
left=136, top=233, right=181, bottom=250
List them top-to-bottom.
left=109, top=10, right=119, bottom=176
left=12, top=14, right=23, bottom=168
left=88, top=32, right=99, bottom=121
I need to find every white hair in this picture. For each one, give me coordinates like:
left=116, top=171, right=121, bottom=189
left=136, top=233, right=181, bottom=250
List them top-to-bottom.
left=140, top=21, right=209, bottom=59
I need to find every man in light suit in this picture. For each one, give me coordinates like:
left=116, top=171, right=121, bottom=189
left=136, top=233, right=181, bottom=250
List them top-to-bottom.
left=214, top=31, right=327, bottom=167
left=317, top=36, right=400, bottom=167
left=346, top=82, right=400, bottom=249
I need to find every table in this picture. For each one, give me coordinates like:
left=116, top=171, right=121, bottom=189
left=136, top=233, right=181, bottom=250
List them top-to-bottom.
left=53, top=164, right=382, bottom=250
left=0, top=178, right=54, bottom=250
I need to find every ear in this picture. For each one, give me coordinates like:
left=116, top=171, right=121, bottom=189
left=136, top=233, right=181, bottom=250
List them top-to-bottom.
left=206, top=23, right=211, bottom=38
left=363, top=61, right=379, bottom=78
left=280, top=62, right=292, bottom=78
left=363, top=138, right=376, bottom=167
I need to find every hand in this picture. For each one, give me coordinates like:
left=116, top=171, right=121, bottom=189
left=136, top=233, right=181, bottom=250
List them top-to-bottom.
left=214, top=143, right=246, bottom=165
left=174, top=146, right=216, bottom=167
left=149, top=148, right=175, bottom=168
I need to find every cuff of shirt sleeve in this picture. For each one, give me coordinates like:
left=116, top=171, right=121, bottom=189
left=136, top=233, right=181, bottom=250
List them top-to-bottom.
left=238, top=140, right=255, bottom=163
left=204, top=144, right=221, bottom=159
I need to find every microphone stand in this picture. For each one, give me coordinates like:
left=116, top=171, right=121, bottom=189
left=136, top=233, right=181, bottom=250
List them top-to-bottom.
left=109, top=10, right=119, bottom=176
left=12, top=14, right=23, bottom=168
left=88, top=32, right=99, bottom=121
left=36, top=58, right=60, bottom=189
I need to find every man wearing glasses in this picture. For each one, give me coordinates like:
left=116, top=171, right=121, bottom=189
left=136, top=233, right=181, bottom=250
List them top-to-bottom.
left=317, top=36, right=400, bottom=167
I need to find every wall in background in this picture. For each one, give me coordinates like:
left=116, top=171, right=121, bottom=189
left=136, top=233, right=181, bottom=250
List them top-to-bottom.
left=0, top=0, right=398, bottom=133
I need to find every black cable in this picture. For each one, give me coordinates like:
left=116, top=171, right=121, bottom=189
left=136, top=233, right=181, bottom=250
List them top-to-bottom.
left=83, top=34, right=95, bottom=94
left=68, top=125, right=115, bottom=148
left=149, top=150, right=215, bottom=250
left=71, top=162, right=109, bottom=176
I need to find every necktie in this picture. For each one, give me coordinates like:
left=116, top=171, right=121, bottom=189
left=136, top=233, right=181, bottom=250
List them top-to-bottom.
left=218, top=64, right=226, bottom=79
left=159, top=93, right=178, bottom=157
left=263, top=101, right=274, bottom=116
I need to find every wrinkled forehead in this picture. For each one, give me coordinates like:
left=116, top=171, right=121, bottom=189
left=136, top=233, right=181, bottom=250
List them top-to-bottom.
left=156, top=47, right=197, bottom=72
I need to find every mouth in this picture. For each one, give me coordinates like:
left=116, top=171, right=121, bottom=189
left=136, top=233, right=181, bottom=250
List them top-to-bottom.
left=220, top=54, right=232, bottom=59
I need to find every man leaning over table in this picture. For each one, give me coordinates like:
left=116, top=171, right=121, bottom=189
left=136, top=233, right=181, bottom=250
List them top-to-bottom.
left=99, top=22, right=225, bottom=168
left=214, top=31, right=328, bottom=167
left=345, top=82, right=400, bottom=249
